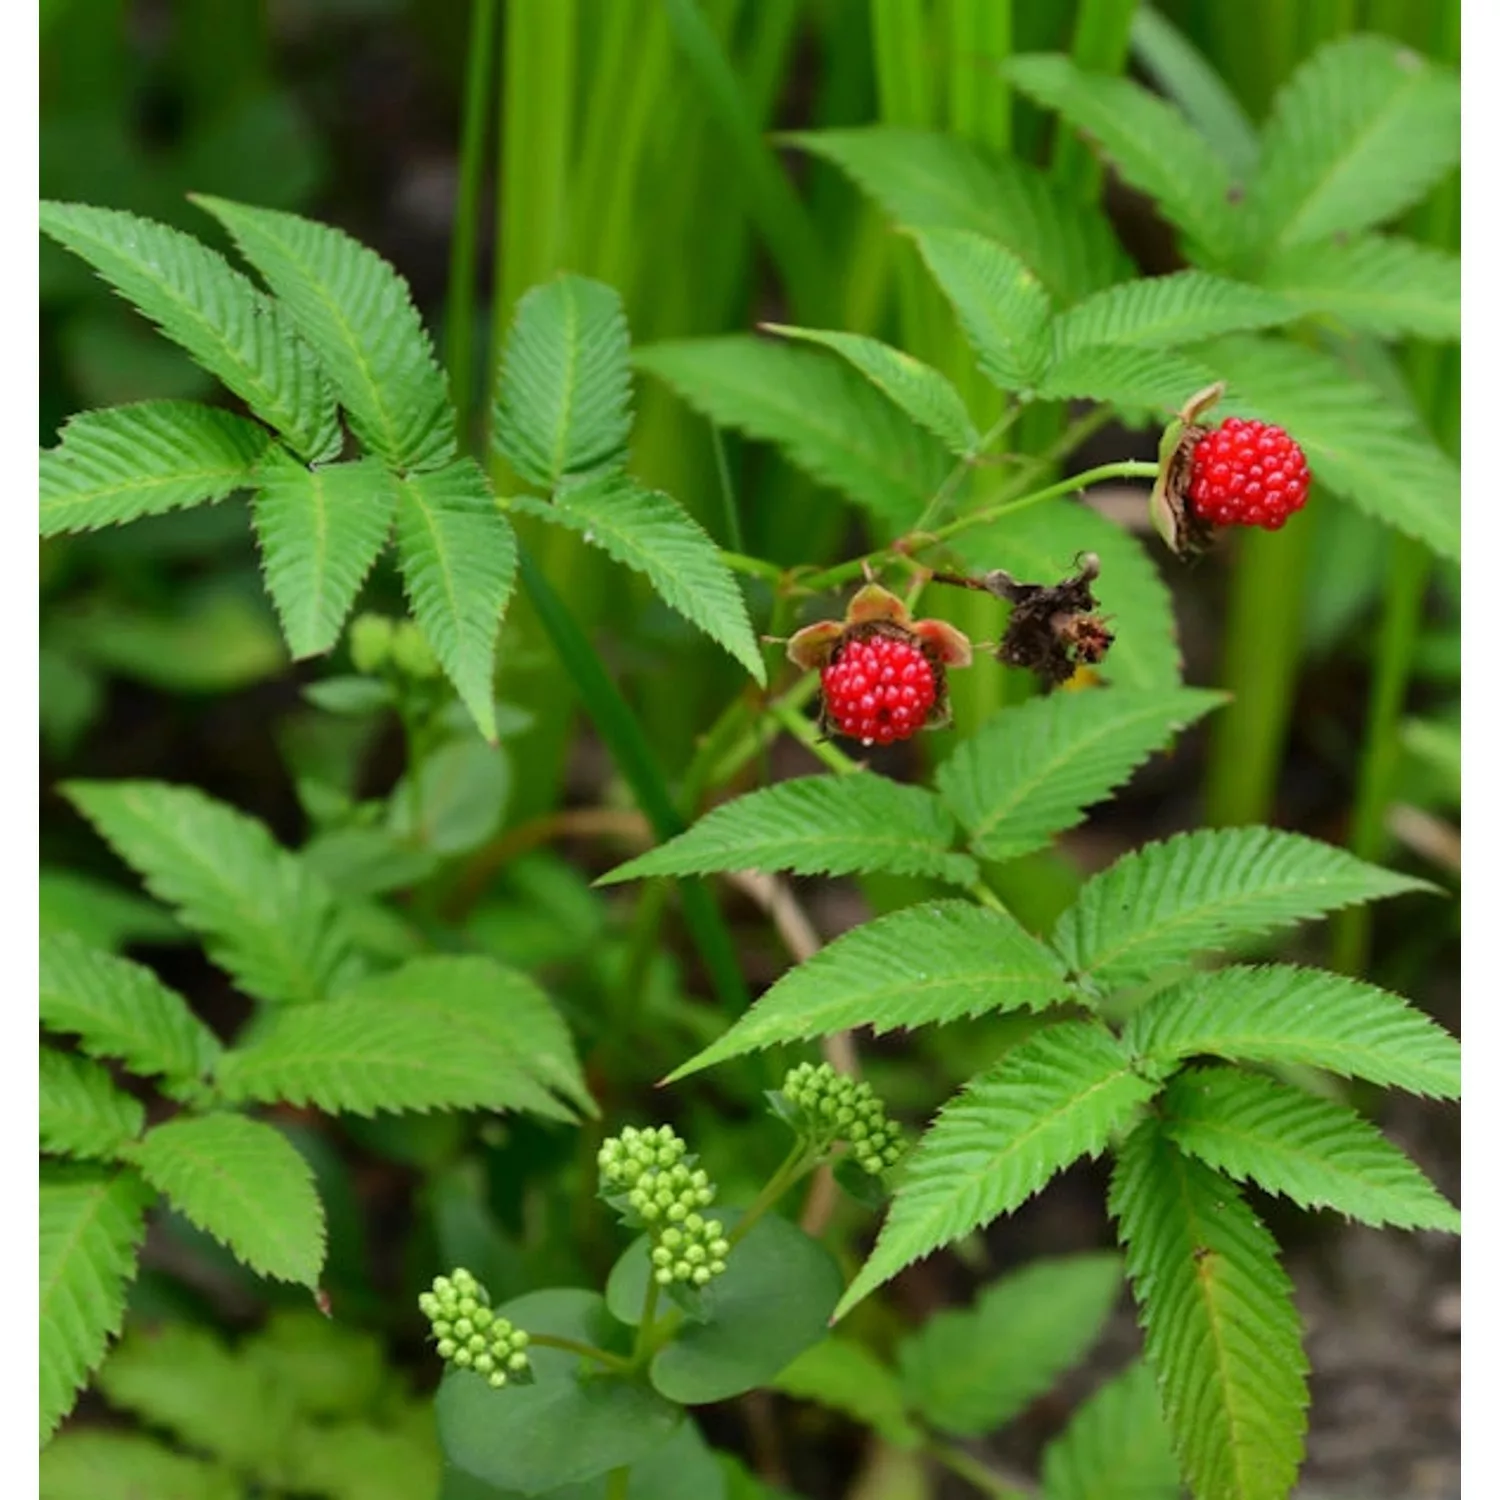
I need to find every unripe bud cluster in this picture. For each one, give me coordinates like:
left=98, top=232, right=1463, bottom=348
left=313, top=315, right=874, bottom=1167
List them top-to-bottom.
left=348, top=612, right=441, bottom=681
left=780, top=1062, right=904, bottom=1176
left=598, top=1126, right=730, bottom=1289
left=419, top=1268, right=532, bottom=1390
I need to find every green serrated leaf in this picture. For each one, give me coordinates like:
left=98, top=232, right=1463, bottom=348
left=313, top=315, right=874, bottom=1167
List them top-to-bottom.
left=1129, top=7, right=1259, bottom=181
left=1246, top=36, right=1459, bottom=253
left=1004, top=54, right=1241, bottom=266
left=788, top=128, right=1131, bottom=305
left=193, top=195, right=456, bottom=471
left=39, top=200, right=341, bottom=460
left=909, top=227, right=1053, bottom=392
left=1259, top=235, right=1459, bottom=342
left=1054, top=272, right=1294, bottom=355
left=494, top=273, right=632, bottom=488
left=761, top=324, right=979, bottom=457
left=1201, top=334, right=1459, bottom=558
left=635, top=336, right=949, bottom=529
left=1038, top=344, right=1215, bottom=416
left=41, top=402, right=271, bottom=537
left=251, top=451, right=396, bottom=658
left=394, top=458, right=518, bottom=742
left=513, top=473, right=763, bottom=684
left=951, top=501, right=1182, bottom=692
left=937, top=688, right=1224, bottom=863
left=601, top=775, right=976, bottom=887
left=63, top=780, right=360, bottom=1007
left=1052, top=827, right=1433, bottom=991
left=38, top=868, right=182, bottom=952
left=668, top=902, right=1071, bottom=1081
left=39, top=933, right=220, bottom=1086
left=216, top=954, right=589, bottom=1121
left=1123, top=964, right=1460, bottom=1100
left=837, top=1023, right=1158, bottom=1317
left=40, top=1048, right=145, bottom=1160
left=1161, top=1066, right=1458, bottom=1232
left=126, top=1113, right=325, bottom=1286
left=1110, top=1118, right=1308, bottom=1500
left=40, top=1164, right=153, bottom=1443
left=898, top=1252, right=1123, bottom=1437
left=96, top=1321, right=288, bottom=1474
left=771, top=1337, right=922, bottom=1449
left=1041, top=1359, right=1181, bottom=1500
left=285, top=1418, right=440, bottom=1500
left=40, top=1429, right=241, bottom=1500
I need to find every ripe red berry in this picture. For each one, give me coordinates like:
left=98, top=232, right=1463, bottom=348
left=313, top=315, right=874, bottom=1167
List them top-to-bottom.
left=1187, top=417, right=1310, bottom=530
left=820, top=633, right=937, bottom=746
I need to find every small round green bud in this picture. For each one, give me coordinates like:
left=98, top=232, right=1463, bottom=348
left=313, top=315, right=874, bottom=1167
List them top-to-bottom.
left=349, top=614, right=394, bottom=675
left=390, top=620, right=440, bottom=679
left=695, top=1186, right=714, bottom=1206
left=639, top=1200, right=661, bottom=1221
left=665, top=1201, right=687, bottom=1222
left=684, top=1213, right=704, bottom=1234
left=704, top=1220, right=722, bottom=1240
left=660, top=1227, right=683, bottom=1250
left=709, top=1238, right=730, bottom=1259
left=685, top=1244, right=706, bottom=1265
left=651, top=1246, right=674, bottom=1267
left=708, top=1259, right=727, bottom=1276
left=673, top=1261, right=693, bottom=1282
left=692, top=1266, right=712, bottom=1286
left=654, top=1267, right=674, bottom=1285
left=433, top=1276, right=454, bottom=1297
left=418, top=1293, right=440, bottom=1318
left=457, top=1295, right=478, bottom=1317
left=473, top=1307, right=493, bottom=1330
left=454, top=1318, right=474, bottom=1339
left=432, top=1319, right=453, bottom=1339
left=510, top=1331, right=528, bottom=1350
left=468, top=1334, right=488, bottom=1355
left=436, top=1339, right=457, bottom=1359
left=453, top=1348, right=473, bottom=1368
left=507, top=1352, right=529, bottom=1372
left=474, top=1353, right=495, bottom=1375
left=488, top=1371, right=507, bottom=1389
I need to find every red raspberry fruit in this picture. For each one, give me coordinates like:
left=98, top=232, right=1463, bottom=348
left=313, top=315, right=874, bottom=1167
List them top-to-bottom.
left=1187, top=417, right=1310, bottom=530
left=820, top=633, right=937, bottom=746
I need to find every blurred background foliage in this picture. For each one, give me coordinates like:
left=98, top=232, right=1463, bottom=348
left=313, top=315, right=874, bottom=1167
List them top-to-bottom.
left=39, top=2, right=1459, bottom=1496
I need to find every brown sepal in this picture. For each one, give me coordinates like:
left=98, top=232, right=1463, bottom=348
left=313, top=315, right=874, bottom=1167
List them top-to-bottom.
left=993, top=552, right=1116, bottom=691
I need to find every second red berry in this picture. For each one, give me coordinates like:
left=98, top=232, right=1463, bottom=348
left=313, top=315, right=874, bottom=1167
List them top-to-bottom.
left=1187, top=417, right=1310, bottom=531
left=821, top=633, right=936, bottom=746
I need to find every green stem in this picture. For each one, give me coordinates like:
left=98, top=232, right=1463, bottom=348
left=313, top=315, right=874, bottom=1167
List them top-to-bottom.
left=444, top=0, right=498, bottom=444
left=945, top=0, right=1012, bottom=149
left=710, top=423, right=745, bottom=552
left=1203, top=515, right=1316, bottom=827
left=1329, top=537, right=1431, bottom=972
left=768, top=699, right=860, bottom=774
left=728, top=1142, right=816, bottom=1248
left=633, top=1277, right=662, bottom=1364
left=528, top=1333, right=631, bottom=1374
left=927, top=1438, right=1032, bottom=1499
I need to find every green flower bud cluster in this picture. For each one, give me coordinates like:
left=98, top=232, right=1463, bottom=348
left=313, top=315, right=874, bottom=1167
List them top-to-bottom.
left=348, top=612, right=441, bottom=680
left=780, top=1062, right=905, bottom=1176
left=597, top=1126, right=731, bottom=1289
left=419, top=1268, right=532, bottom=1390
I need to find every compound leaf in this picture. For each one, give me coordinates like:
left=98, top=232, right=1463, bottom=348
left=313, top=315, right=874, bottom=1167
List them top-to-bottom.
left=1246, top=36, right=1460, bottom=252
left=1004, top=55, right=1241, bottom=266
left=789, top=127, right=1130, bottom=305
left=193, top=195, right=456, bottom=472
left=39, top=200, right=340, bottom=460
left=909, top=227, right=1053, bottom=392
left=1054, top=272, right=1294, bottom=355
left=494, top=273, right=633, bottom=488
left=635, top=335, right=948, bottom=529
left=41, top=402, right=271, bottom=537
left=251, top=451, right=396, bottom=658
left=394, top=458, right=518, bottom=741
left=513, top=473, right=763, bottom=684
left=937, top=688, right=1224, bottom=863
left=601, top=775, right=976, bottom=888
left=63, top=780, right=359, bottom=1007
left=1052, top=827, right=1432, bottom=991
left=668, top=902, right=1072, bottom=1081
left=39, top=934, right=219, bottom=1087
left=216, top=954, right=588, bottom=1121
left=1124, top=965, right=1460, bottom=1100
left=837, top=1023, right=1158, bottom=1317
left=40, top=1049, right=146, bottom=1161
left=1161, top=1066, right=1459, bottom=1232
left=126, top=1113, right=325, bottom=1287
left=1110, top=1118, right=1308, bottom=1500
left=40, top=1164, right=152, bottom=1443
left=898, top=1252, right=1124, bottom=1437
left=1041, top=1359, right=1181, bottom=1500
